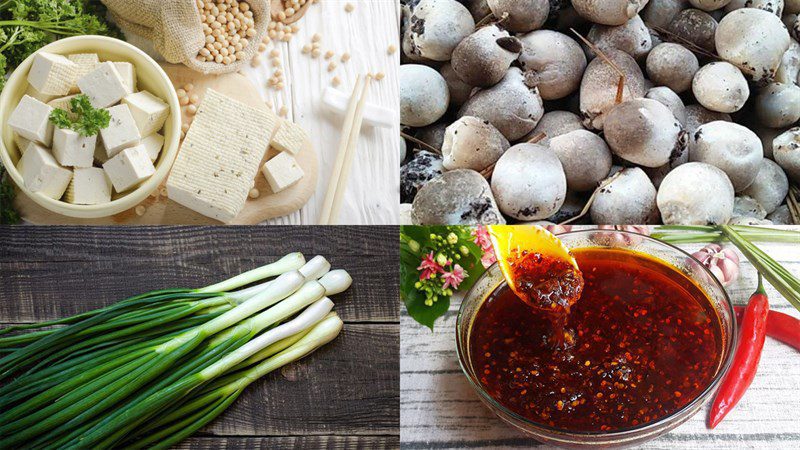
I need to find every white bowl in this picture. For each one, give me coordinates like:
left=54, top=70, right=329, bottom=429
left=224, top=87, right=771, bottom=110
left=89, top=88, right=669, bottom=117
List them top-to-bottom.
left=0, top=35, right=181, bottom=219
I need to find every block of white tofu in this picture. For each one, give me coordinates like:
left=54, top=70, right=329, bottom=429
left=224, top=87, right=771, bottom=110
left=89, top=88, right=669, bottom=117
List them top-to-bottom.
left=27, top=52, right=78, bottom=96
left=67, top=53, right=99, bottom=93
left=77, top=62, right=130, bottom=108
left=114, top=62, right=137, bottom=92
left=25, top=84, right=57, bottom=104
left=166, top=89, right=278, bottom=223
left=122, top=91, right=169, bottom=137
left=47, top=94, right=79, bottom=113
left=7, top=95, right=54, bottom=146
left=100, top=104, right=141, bottom=157
left=270, top=121, right=308, bottom=155
left=52, top=127, right=97, bottom=168
left=13, top=133, right=31, bottom=155
left=141, top=133, right=165, bottom=162
left=94, top=136, right=109, bottom=164
left=17, top=142, right=72, bottom=199
left=102, top=144, right=155, bottom=192
left=262, top=152, right=304, bottom=193
left=65, top=167, right=112, bottom=205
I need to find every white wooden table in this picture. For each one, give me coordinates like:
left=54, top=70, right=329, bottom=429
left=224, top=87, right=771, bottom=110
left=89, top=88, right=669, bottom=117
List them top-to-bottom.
left=401, top=226, right=800, bottom=449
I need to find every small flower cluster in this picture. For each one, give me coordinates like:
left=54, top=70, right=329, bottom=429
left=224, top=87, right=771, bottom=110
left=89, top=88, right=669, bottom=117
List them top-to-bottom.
left=472, top=226, right=497, bottom=269
left=412, top=232, right=469, bottom=306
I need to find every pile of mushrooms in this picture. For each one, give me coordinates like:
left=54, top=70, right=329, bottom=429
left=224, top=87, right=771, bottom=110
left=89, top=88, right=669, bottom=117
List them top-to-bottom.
left=400, top=0, right=799, bottom=226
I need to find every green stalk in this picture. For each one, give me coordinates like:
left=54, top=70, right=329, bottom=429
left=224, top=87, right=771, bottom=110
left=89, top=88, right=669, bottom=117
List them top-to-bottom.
left=653, top=225, right=800, bottom=244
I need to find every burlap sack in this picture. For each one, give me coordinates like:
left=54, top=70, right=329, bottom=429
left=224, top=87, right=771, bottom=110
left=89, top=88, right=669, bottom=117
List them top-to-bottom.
left=101, top=0, right=270, bottom=75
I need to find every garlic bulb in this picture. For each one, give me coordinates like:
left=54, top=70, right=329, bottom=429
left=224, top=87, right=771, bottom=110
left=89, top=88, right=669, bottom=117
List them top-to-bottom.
left=692, top=244, right=741, bottom=286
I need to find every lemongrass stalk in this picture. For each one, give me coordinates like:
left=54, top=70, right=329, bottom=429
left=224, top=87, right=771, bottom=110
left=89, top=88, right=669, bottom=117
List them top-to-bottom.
left=653, top=225, right=800, bottom=244
left=198, top=253, right=305, bottom=293
left=69, top=299, right=336, bottom=449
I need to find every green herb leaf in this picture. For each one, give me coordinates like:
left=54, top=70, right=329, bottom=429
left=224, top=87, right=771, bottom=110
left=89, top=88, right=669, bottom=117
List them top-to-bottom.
left=48, top=94, right=110, bottom=136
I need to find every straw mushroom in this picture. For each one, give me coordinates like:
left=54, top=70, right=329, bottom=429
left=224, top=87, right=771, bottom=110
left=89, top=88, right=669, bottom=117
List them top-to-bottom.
left=402, top=0, right=476, bottom=61
left=487, top=0, right=550, bottom=33
left=571, top=0, right=650, bottom=26
left=641, top=0, right=690, bottom=28
left=688, top=0, right=731, bottom=11
left=724, top=0, right=784, bottom=15
left=715, top=8, right=791, bottom=82
left=668, top=9, right=719, bottom=52
left=586, top=15, right=653, bottom=61
left=451, top=25, right=522, bottom=88
left=518, top=30, right=587, bottom=100
left=775, top=39, right=800, bottom=85
left=646, top=43, right=699, bottom=93
left=579, top=49, right=646, bottom=130
left=692, top=62, right=749, bottom=113
left=440, top=63, right=474, bottom=107
left=400, top=64, right=450, bottom=127
left=459, top=67, right=544, bottom=141
left=754, top=83, right=800, bottom=128
left=646, top=86, right=687, bottom=126
left=604, top=98, right=687, bottom=168
left=684, top=104, right=731, bottom=135
left=523, top=110, right=585, bottom=145
left=441, top=116, right=510, bottom=172
left=689, top=121, right=763, bottom=191
left=773, top=127, right=800, bottom=182
left=550, top=130, right=613, bottom=192
left=491, top=143, right=567, bottom=221
left=400, top=150, right=444, bottom=203
left=741, top=158, right=790, bottom=214
left=657, top=162, right=735, bottom=224
left=590, top=168, right=659, bottom=224
left=411, top=169, right=506, bottom=224
left=733, top=195, right=768, bottom=220
left=767, top=205, right=792, bottom=224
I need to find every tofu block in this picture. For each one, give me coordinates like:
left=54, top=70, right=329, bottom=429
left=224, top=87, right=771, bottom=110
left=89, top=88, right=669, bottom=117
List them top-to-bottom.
left=27, top=52, right=78, bottom=96
left=67, top=53, right=99, bottom=93
left=77, top=62, right=130, bottom=108
left=114, top=62, right=137, bottom=92
left=25, top=84, right=57, bottom=104
left=166, top=89, right=278, bottom=222
left=122, top=91, right=169, bottom=136
left=47, top=94, right=79, bottom=113
left=8, top=95, right=54, bottom=146
left=100, top=104, right=141, bottom=157
left=271, top=121, right=308, bottom=155
left=52, top=127, right=97, bottom=168
left=13, top=133, right=31, bottom=155
left=141, top=133, right=165, bottom=162
left=94, top=136, right=109, bottom=164
left=17, top=142, right=72, bottom=199
left=102, top=145, right=155, bottom=192
left=262, top=152, right=304, bottom=193
left=65, top=167, right=112, bottom=205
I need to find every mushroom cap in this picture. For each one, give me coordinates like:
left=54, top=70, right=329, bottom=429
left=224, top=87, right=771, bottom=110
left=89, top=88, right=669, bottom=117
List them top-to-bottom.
left=402, top=0, right=476, bottom=62
left=487, top=0, right=550, bottom=33
left=572, top=0, right=650, bottom=26
left=641, top=0, right=688, bottom=28
left=688, top=0, right=732, bottom=11
left=668, top=8, right=718, bottom=53
left=715, top=8, right=791, bottom=82
left=586, top=15, right=653, bottom=61
left=451, top=25, right=521, bottom=88
left=518, top=30, right=587, bottom=100
left=646, top=43, right=699, bottom=93
left=579, top=49, right=646, bottom=130
left=692, top=62, right=750, bottom=113
left=440, top=63, right=474, bottom=108
left=400, top=64, right=450, bottom=127
left=754, top=82, right=800, bottom=128
left=646, top=86, right=687, bottom=126
left=604, top=98, right=687, bottom=168
left=684, top=104, right=732, bottom=135
left=523, top=110, right=585, bottom=145
left=441, top=116, right=510, bottom=172
left=689, top=121, right=763, bottom=191
left=774, top=127, right=800, bottom=183
left=550, top=130, right=613, bottom=192
left=491, top=143, right=567, bottom=220
left=400, top=150, right=444, bottom=204
left=741, top=158, right=790, bottom=214
left=657, top=162, right=735, bottom=225
left=590, top=168, right=659, bottom=225
left=412, top=169, right=506, bottom=225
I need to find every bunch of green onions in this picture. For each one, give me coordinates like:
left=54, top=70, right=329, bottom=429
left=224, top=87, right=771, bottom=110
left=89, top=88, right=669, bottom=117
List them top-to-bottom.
left=653, top=225, right=800, bottom=313
left=0, top=253, right=350, bottom=449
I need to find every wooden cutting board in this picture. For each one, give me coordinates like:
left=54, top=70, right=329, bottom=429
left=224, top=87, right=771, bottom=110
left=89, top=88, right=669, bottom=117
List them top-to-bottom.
left=16, top=64, right=318, bottom=225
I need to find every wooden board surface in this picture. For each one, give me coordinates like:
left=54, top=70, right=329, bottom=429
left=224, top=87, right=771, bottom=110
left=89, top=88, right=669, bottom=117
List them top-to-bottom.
left=16, top=66, right=318, bottom=226
left=0, top=226, right=400, bottom=446
left=400, top=226, right=800, bottom=449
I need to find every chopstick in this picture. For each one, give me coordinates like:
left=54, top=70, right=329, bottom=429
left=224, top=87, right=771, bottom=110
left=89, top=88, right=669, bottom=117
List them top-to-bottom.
left=318, top=74, right=372, bottom=225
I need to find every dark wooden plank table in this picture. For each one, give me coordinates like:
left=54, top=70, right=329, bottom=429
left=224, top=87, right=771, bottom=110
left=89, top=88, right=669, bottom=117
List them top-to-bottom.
left=0, top=226, right=400, bottom=449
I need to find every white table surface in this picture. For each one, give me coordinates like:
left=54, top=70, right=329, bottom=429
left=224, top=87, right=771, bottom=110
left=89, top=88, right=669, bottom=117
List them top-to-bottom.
left=400, top=226, right=800, bottom=449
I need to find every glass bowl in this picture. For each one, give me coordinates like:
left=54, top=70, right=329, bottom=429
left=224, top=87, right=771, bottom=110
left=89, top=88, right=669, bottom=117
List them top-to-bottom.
left=456, top=229, right=737, bottom=449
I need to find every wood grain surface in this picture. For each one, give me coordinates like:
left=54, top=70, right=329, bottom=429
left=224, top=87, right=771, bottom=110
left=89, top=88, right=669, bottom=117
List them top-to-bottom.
left=0, top=226, right=400, bottom=448
left=400, top=226, right=800, bottom=449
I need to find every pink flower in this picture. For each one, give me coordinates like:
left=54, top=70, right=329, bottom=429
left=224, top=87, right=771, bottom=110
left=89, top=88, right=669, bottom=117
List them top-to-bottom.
left=472, top=226, right=493, bottom=251
left=481, top=249, right=497, bottom=269
left=417, top=252, right=442, bottom=280
left=442, top=264, right=467, bottom=290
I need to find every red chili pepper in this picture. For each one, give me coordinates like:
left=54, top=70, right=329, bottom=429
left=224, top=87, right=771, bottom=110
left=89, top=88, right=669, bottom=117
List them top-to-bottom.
left=708, top=275, right=769, bottom=429
left=734, top=307, right=800, bottom=352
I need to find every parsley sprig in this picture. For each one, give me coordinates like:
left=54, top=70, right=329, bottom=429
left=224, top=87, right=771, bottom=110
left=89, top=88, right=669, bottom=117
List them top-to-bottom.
left=49, top=94, right=110, bottom=136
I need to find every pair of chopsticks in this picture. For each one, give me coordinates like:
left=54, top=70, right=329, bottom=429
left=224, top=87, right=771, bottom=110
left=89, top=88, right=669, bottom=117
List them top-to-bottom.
left=318, top=74, right=371, bottom=225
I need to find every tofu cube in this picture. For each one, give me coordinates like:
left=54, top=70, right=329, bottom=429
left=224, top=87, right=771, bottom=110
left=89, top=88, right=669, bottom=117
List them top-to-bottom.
left=27, top=52, right=78, bottom=96
left=67, top=53, right=99, bottom=93
left=77, top=62, right=130, bottom=108
left=114, top=62, right=137, bottom=93
left=25, top=84, right=57, bottom=104
left=122, top=91, right=169, bottom=136
left=47, top=94, right=79, bottom=113
left=7, top=95, right=54, bottom=146
left=100, top=104, right=141, bottom=157
left=271, top=121, right=308, bottom=155
left=52, top=127, right=97, bottom=168
left=13, top=133, right=31, bottom=155
left=141, top=133, right=165, bottom=162
left=94, top=136, right=109, bottom=164
left=17, top=142, right=72, bottom=199
left=102, top=145, right=155, bottom=192
left=262, top=152, right=304, bottom=193
left=65, top=167, right=112, bottom=205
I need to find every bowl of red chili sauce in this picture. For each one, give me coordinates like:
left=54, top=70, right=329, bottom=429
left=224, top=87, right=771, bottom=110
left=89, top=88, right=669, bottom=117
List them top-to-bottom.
left=456, top=229, right=737, bottom=448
